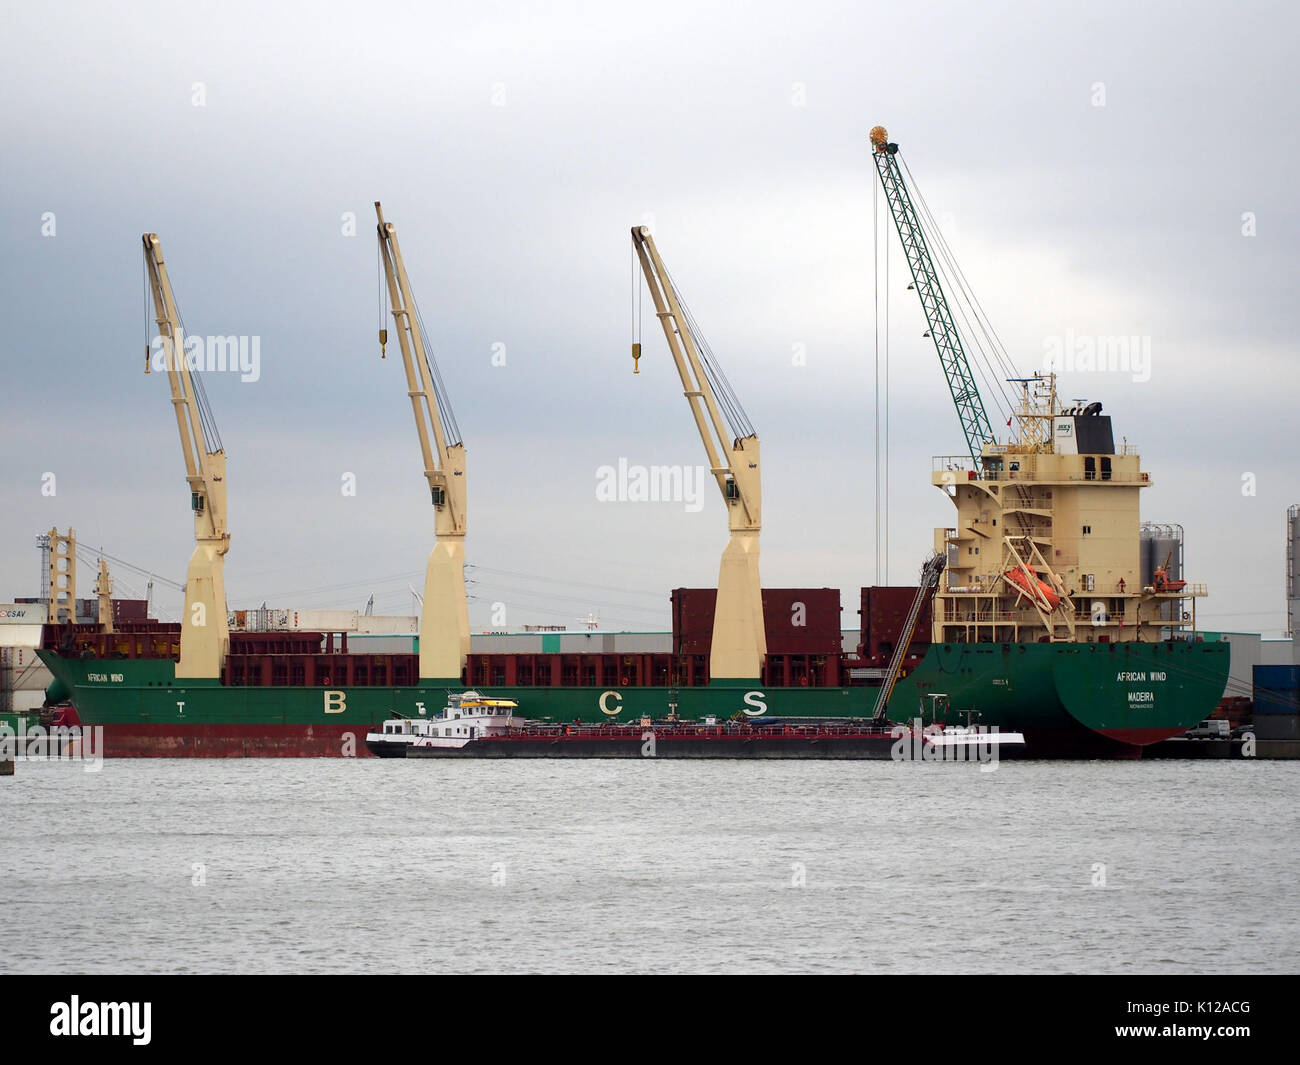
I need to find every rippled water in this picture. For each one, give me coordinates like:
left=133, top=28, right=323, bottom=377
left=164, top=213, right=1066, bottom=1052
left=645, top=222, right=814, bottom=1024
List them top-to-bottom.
left=1, top=758, right=1296, bottom=974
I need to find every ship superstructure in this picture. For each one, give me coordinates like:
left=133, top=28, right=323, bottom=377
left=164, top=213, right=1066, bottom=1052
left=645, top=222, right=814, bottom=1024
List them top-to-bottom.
left=932, top=373, right=1204, bottom=645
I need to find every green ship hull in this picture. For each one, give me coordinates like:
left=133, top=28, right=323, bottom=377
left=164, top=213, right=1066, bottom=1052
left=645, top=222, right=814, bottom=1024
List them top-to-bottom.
left=36, top=639, right=1229, bottom=758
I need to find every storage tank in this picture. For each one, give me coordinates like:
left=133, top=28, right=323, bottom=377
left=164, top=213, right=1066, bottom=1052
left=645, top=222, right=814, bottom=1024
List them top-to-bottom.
left=1140, top=523, right=1183, bottom=586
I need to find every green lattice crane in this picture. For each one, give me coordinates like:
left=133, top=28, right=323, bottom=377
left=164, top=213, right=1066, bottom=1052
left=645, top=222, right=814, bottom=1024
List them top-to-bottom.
left=869, top=126, right=994, bottom=463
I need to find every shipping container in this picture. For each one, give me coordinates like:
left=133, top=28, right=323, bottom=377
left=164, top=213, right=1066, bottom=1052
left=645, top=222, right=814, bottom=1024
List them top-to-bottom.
left=860, top=586, right=933, bottom=661
left=671, top=588, right=841, bottom=655
left=671, top=588, right=717, bottom=655
left=112, top=599, right=150, bottom=622
left=289, top=609, right=359, bottom=632
left=355, top=615, right=418, bottom=635
left=470, top=633, right=546, bottom=654
left=345, top=634, right=418, bottom=655
left=1253, top=664, right=1300, bottom=691
left=1253, top=688, right=1300, bottom=715
left=1254, top=714, right=1300, bottom=740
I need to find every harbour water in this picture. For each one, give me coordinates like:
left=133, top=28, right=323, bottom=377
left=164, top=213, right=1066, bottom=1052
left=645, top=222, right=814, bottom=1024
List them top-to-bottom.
left=2, top=758, right=1296, bottom=974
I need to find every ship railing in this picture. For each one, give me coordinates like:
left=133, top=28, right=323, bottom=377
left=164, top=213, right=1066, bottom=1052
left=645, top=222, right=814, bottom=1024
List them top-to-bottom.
left=933, top=456, right=980, bottom=480
left=1066, top=471, right=1149, bottom=483
left=941, top=583, right=1003, bottom=596
left=941, top=611, right=1020, bottom=623
left=507, top=722, right=904, bottom=739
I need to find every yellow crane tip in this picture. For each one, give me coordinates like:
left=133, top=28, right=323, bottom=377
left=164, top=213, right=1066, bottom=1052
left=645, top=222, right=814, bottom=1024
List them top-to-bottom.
left=869, top=125, right=889, bottom=151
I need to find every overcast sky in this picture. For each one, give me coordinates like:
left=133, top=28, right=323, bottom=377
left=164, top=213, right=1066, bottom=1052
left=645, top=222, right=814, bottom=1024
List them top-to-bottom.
left=1, top=0, right=1296, bottom=636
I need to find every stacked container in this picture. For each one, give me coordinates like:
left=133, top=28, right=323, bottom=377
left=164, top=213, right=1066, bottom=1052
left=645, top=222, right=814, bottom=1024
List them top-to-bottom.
left=1252, top=664, right=1300, bottom=740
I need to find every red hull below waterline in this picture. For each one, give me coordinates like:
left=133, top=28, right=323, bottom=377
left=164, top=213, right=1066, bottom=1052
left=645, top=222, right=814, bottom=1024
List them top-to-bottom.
left=88, top=723, right=376, bottom=758
left=1096, top=727, right=1188, bottom=747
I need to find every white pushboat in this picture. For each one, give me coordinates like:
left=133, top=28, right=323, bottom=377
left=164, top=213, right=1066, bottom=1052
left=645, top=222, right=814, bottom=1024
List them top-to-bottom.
left=364, top=691, right=523, bottom=757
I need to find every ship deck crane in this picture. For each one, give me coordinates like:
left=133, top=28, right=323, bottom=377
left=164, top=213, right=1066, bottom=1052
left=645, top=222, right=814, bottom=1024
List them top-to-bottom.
left=868, top=126, right=995, bottom=464
left=868, top=128, right=1082, bottom=640
left=375, top=203, right=469, bottom=683
left=631, top=226, right=765, bottom=681
left=142, top=233, right=230, bottom=678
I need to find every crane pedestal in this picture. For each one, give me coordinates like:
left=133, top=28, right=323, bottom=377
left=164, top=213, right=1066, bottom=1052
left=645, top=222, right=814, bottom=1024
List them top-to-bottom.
left=710, top=530, right=766, bottom=683
left=420, top=535, right=469, bottom=683
left=176, top=540, right=230, bottom=679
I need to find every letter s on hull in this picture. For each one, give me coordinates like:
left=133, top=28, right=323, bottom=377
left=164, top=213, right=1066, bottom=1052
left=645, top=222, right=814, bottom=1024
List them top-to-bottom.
left=598, top=690, right=623, bottom=716
left=324, top=691, right=346, bottom=715
left=742, top=691, right=768, bottom=717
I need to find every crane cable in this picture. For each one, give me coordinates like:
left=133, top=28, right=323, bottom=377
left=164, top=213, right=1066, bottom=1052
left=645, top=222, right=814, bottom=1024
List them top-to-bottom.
left=899, top=157, right=1020, bottom=427
left=872, top=168, right=889, bottom=584
left=872, top=172, right=879, bottom=585
left=883, top=176, right=889, bottom=582
left=377, top=239, right=388, bottom=346
left=631, top=240, right=642, bottom=349
left=142, top=255, right=153, bottom=373
left=661, top=261, right=755, bottom=442
left=159, top=280, right=224, bottom=455
left=410, top=290, right=462, bottom=448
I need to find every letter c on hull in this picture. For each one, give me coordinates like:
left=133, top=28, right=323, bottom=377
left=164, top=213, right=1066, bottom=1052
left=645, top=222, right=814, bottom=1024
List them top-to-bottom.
left=598, top=690, right=623, bottom=716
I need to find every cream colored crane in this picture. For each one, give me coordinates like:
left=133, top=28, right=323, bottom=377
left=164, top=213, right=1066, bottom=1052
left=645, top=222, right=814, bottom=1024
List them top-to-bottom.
left=375, top=203, right=469, bottom=683
left=631, top=226, right=765, bottom=681
left=142, top=233, right=230, bottom=678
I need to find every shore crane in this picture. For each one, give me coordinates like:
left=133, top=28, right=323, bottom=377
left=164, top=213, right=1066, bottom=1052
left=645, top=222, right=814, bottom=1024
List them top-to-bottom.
left=868, top=126, right=995, bottom=465
left=375, top=203, right=469, bottom=683
left=630, top=226, right=766, bottom=682
left=142, top=233, right=230, bottom=678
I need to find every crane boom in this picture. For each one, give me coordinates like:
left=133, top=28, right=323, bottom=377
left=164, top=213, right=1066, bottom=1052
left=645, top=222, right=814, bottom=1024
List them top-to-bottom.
left=869, top=127, right=995, bottom=463
left=375, top=203, right=469, bottom=682
left=630, top=226, right=765, bottom=680
left=630, top=227, right=760, bottom=528
left=142, top=232, right=230, bottom=678
left=871, top=552, right=945, bottom=722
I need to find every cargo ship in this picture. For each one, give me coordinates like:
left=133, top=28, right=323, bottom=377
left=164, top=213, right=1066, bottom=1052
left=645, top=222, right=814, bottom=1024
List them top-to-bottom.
left=34, top=158, right=1230, bottom=758
left=34, top=370, right=1228, bottom=759
left=34, top=375, right=1230, bottom=759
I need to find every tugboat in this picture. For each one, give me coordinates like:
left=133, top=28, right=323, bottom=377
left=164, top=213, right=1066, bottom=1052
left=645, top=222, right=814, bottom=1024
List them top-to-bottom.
left=364, top=691, right=522, bottom=757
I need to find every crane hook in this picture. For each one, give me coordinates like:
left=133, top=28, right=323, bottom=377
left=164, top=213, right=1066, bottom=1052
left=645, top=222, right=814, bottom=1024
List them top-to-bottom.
left=379, top=328, right=388, bottom=359
left=632, top=342, right=641, bottom=375
left=144, top=343, right=151, bottom=374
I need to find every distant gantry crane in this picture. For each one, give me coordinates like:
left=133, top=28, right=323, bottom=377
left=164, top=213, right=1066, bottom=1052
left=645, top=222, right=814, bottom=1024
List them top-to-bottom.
left=375, top=203, right=469, bottom=683
left=631, top=226, right=765, bottom=682
left=142, top=233, right=231, bottom=678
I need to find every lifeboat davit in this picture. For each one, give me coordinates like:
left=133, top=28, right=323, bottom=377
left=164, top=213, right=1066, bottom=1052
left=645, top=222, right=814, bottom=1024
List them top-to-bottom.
left=1003, top=568, right=1061, bottom=611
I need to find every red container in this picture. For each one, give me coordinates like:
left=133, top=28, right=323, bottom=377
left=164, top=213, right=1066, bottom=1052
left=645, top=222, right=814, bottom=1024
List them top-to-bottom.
left=859, top=586, right=932, bottom=661
left=672, top=588, right=842, bottom=655
left=112, top=599, right=150, bottom=623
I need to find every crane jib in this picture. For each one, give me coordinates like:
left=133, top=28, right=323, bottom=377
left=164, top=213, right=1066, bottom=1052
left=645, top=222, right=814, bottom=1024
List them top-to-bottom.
left=871, top=145, right=994, bottom=464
